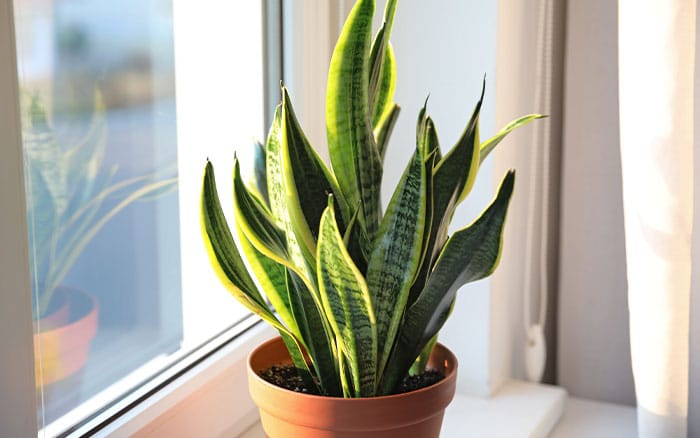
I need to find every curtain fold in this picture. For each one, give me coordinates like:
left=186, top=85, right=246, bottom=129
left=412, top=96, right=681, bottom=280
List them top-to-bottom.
left=618, top=0, right=695, bottom=436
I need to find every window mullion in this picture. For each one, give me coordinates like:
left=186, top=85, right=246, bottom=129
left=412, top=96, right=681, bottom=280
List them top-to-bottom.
left=0, top=0, right=40, bottom=436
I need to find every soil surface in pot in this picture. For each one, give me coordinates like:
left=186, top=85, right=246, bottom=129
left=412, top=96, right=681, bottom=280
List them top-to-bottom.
left=258, top=365, right=444, bottom=395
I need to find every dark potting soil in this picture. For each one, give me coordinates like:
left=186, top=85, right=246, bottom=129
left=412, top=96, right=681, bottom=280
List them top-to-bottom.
left=258, top=364, right=444, bottom=395
left=258, top=365, right=312, bottom=393
left=395, top=369, right=444, bottom=394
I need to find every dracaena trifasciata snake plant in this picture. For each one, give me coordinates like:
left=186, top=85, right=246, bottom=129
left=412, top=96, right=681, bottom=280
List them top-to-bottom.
left=201, top=0, right=543, bottom=398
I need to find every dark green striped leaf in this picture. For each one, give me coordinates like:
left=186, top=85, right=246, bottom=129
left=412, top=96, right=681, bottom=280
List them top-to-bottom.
left=326, top=0, right=382, bottom=245
left=369, top=0, right=397, bottom=120
left=370, top=42, right=397, bottom=127
left=433, top=79, right=484, bottom=209
left=281, top=87, right=349, bottom=251
left=266, top=103, right=314, bottom=283
left=374, top=103, right=400, bottom=162
left=266, top=104, right=286, bottom=228
left=409, top=108, right=443, bottom=305
left=425, top=117, right=442, bottom=162
left=366, top=144, right=427, bottom=378
left=237, top=147, right=340, bottom=396
left=409, top=149, right=440, bottom=307
left=232, top=158, right=288, bottom=261
left=201, top=161, right=317, bottom=391
left=202, top=161, right=265, bottom=305
left=380, top=170, right=515, bottom=394
left=317, top=198, right=377, bottom=396
left=342, top=203, right=369, bottom=273
left=237, top=227, right=299, bottom=336
left=286, top=270, right=342, bottom=396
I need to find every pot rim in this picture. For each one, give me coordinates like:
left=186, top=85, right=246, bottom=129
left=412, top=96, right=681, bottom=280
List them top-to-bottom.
left=247, top=336, right=458, bottom=401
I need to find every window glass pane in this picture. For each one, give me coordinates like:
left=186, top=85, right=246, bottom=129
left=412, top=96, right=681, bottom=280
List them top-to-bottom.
left=13, top=0, right=268, bottom=433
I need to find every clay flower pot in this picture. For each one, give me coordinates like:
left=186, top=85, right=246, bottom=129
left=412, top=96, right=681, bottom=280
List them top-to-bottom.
left=247, top=337, right=457, bottom=437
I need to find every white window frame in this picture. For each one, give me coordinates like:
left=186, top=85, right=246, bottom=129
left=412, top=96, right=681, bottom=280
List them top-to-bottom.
left=0, top=0, right=39, bottom=436
left=0, top=1, right=342, bottom=436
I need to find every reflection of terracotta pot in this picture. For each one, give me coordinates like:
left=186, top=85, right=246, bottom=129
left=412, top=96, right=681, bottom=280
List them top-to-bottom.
left=33, top=288, right=99, bottom=387
left=36, top=292, right=71, bottom=330
left=247, top=337, right=457, bottom=438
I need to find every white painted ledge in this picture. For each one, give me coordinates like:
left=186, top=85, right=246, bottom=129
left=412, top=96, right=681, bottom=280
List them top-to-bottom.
left=442, top=380, right=566, bottom=437
left=550, top=397, right=637, bottom=437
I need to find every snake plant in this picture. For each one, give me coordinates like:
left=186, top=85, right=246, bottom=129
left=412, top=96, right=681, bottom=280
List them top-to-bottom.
left=201, top=0, right=542, bottom=397
left=23, top=92, right=177, bottom=318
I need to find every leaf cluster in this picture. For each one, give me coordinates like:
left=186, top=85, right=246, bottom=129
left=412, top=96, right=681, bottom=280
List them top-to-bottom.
left=201, top=0, right=542, bottom=397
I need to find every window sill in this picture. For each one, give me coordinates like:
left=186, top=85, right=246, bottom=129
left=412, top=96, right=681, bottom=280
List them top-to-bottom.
left=92, top=320, right=276, bottom=437
left=550, top=397, right=637, bottom=437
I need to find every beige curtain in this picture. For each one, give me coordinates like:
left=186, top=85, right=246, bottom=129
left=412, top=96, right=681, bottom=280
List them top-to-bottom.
left=618, top=0, right=695, bottom=436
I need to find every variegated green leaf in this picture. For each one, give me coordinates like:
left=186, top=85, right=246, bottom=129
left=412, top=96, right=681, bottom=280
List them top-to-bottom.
left=326, top=0, right=382, bottom=245
left=369, top=0, right=397, bottom=118
left=370, top=42, right=397, bottom=127
left=433, top=79, right=484, bottom=209
left=414, top=83, right=484, bottom=306
left=281, top=87, right=349, bottom=250
left=414, top=100, right=431, bottom=158
left=266, top=103, right=315, bottom=285
left=374, top=103, right=400, bottom=162
left=266, top=104, right=286, bottom=228
left=409, top=108, right=443, bottom=305
left=480, top=114, right=546, bottom=165
left=425, top=116, right=442, bottom=162
left=366, top=144, right=426, bottom=378
left=409, top=149, right=440, bottom=307
left=236, top=154, right=340, bottom=395
left=234, top=156, right=320, bottom=300
left=233, top=158, right=288, bottom=260
left=201, top=161, right=318, bottom=392
left=202, top=161, right=282, bottom=317
left=380, top=170, right=515, bottom=394
left=415, top=170, right=516, bottom=348
left=317, top=198, right=377, bottom=397
left=342, top=203, right=369, bottom=272
left=237, top=226, right=299, bottom=335
left=286, top=270, right=342, bottom=396
left=409, top=296, right=454, bottom=376
left=336, top=335, right=353, bottom=398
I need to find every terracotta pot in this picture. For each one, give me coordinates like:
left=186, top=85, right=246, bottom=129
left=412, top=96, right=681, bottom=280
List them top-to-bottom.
left=33, top=287, right=99, bottom=387
left=247, top=337, right=457, bottom=438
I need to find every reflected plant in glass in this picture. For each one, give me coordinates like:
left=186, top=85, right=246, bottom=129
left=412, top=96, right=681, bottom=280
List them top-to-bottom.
left=22, top=91, right=177, bottom=320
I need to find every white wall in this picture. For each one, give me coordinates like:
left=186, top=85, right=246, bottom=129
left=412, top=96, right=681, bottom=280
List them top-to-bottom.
left=375, top=0, right=498, bottom=396
left=492, top=0, right=569, bottom=390
left=557, top=0, right=635, bottom=405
